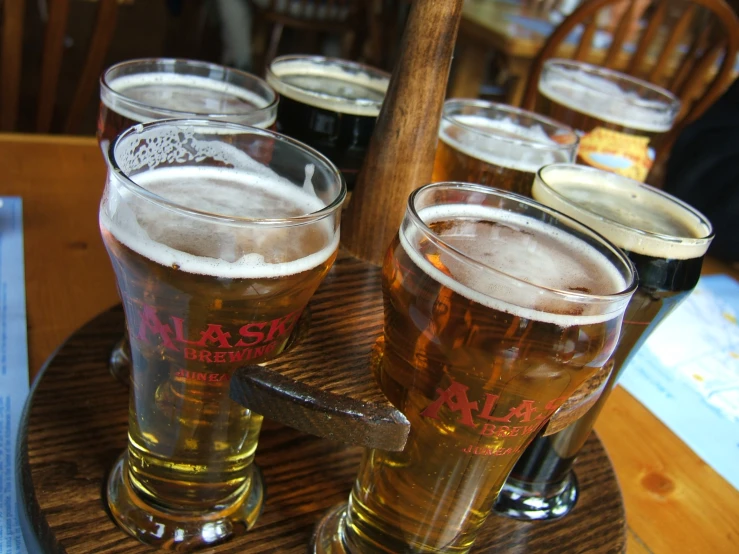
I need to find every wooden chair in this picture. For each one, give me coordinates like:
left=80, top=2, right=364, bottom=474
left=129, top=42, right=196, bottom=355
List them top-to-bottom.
left=1, top=0, right=122, bottom=133
left=249, top=0, right=367, bottom=74
left=520, top=0, right=739, bottom=129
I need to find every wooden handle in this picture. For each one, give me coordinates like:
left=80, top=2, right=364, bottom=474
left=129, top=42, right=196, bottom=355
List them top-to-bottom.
left=341, top=0, right=464, bottom=265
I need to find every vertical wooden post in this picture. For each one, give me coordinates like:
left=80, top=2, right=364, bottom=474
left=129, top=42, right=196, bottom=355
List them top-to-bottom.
left=341, top=0, right=464, bottom=265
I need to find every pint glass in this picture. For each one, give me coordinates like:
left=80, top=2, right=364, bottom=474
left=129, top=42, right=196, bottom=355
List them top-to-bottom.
left=266, top=55, right=390, bottom=190
left=98, top=57, right=278, bottom=149
left=98, top=58, right=279, bottom=385
left=535, top=59, right=680, bottom=182
left=432, top=99, right=578, bottom=196
left=101, top=120, right=345, bottom=549
left=495, top=164, right=713, bottom=521
left=313, top=183, right=636, bottom=553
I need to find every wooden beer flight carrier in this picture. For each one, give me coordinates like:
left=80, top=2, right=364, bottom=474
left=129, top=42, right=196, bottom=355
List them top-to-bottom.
left=18, top=0, right=627, bottom=551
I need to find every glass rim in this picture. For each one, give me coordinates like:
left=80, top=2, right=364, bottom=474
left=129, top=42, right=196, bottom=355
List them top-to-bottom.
left=266, top=54, right=390, bottom=112
left=100, top=57, right=279, bottom=120
left=541, top=58, right=681, bottom=111
left=442, top=98, right=579, bottom=153
left=107, top=118, right=346, bottom=227
left=535, top=163, right=714, bottom=248
left=406, top=181, right=637, bottom=304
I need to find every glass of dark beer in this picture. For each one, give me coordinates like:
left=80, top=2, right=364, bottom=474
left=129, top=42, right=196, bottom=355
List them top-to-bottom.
left=266, top=55, right=390, bottom=190
left=98, top=57, right=278, bottom=149
left=98, top=58, right=279, bottom=385
left=536, top=59, right=680, bottom=182
left=432, top=99, right=578, bottom=197
left=101, top=119, right=345, bottom=549
left=494, top=164, right=713, bottom=521
left=312, top=182, right=636, bottom=553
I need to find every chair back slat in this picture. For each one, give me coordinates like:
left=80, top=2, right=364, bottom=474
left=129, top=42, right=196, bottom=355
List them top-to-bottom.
left=1, top=0, right=26, bottom=131
left=627, top=0, right=670, bottom=75
left=604, top=1, right=637, bottom=68
left=649, top=4, right=698, bottom=84
left=574, top=16, right=599, bottom=61
left=668, top=19, right=714, bottom=92
left=677, top=38, right=727, bottom=121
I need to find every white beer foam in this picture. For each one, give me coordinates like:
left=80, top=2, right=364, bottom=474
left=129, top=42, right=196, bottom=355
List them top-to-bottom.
left=267, top=58, right=388, bottom=117
left=538, top=67, right=675, bottom=132
left=102, top=72, right=275, bottom=126
left=439, top=115, right=572, bottom=172
left=102, top=123, right=338, bottom=279
left=532, top=166, right=712, bottom=260
left=400, top=204, right=629, bottom=326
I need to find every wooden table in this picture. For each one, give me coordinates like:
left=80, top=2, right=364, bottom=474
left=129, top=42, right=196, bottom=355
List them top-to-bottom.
left=5, top=133, right=739, bottom=552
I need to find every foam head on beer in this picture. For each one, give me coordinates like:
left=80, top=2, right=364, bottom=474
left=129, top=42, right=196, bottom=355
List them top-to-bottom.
left=266, top=55, right=389, bottom=117
left=98, top=58, right=279, bottom=149
left=537, top=59, right=679, bottom=133
left=433, top=99, right=578, bottom=197
left=103, top=121, right=342, bottom=277
left=532, top=164, right=713, bottom=259
left=401, top=191, right=633, bottom=324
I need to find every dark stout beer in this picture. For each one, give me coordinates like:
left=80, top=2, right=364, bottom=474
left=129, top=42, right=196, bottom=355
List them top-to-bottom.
left=266, top=55, right=389, bottom=190
left=98, top=58, right=278, bottom=148
left=535, top=59, right=679, bottom=182
left=432, top=100, right=578, bottom=197
left=495, top=164, right=712, bottom=520
left=313, top=184, right=636, bottom=554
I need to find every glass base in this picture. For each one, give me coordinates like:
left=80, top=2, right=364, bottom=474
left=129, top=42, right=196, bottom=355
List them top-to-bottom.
left=109, top=336, right=131, bottom=387
left=107, top=453, right=265, bottom=550
left=493, top=471, right=578, bottom=521
left=312, top=502, right=352, bottom=554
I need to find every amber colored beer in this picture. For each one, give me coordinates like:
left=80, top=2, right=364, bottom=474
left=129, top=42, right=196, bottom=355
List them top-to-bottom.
left=266, top=55, right=389, bottom=190
left=98, top=58, right=278, bottom=148
left=535, top=59, right=680, bottom=182
left=432, top=100, right=578, bottom=197
left=102, top=121, right=344, bottom=549
left=495, top=164, right=713, bottom=521
left=313, top=184, right=636, bottom=554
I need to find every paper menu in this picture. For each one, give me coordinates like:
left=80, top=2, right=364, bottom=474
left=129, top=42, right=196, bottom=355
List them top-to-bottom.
left=0, top=198, right=29, bottom=554
left=620, top=273, right=739, bottom=491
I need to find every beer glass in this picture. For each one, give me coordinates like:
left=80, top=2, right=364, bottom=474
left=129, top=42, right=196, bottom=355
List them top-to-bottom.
left=266, top=55, right=390, bottom=190
left=98, top=58, right=279, bottom=385
left=99, top=58, right=278, bottom=149
left=536, top=59, right=680, bottom=182
left=432, top=99, right=579, bottom=196
left=101, top=119, right=345, bottom=549
left=495, top=164, right=713, bottom=521
left=313, top=183, right=636, bottom=553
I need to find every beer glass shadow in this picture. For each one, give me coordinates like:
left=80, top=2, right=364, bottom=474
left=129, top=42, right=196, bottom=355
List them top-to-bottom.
left=100, top=119, right=345, bottom=550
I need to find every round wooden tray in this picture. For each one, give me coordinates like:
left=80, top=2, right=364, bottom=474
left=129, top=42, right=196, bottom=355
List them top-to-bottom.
left=17, top=306, right=626, bottom=553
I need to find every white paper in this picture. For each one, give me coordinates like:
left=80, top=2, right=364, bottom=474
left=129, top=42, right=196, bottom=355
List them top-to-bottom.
left=0, top=198, right=29, bottom=553
left=620, top=274, right=739, bottom=491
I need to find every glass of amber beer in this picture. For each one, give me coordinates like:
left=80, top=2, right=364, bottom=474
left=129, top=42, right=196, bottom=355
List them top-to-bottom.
left=266, top=55, right=390, bottom=190
left=98, top=57, right=278, bottom=149
left=98, top=58, right=279, bottom=385
left=536, top=59, right=680, bottom=182
left=432, top=99, right=578, bottom=196
left=101, top=119, right=345, bottom=549
left=495, top=164, right=713, bottom=521
left=313, top=183, right=636, bottom=553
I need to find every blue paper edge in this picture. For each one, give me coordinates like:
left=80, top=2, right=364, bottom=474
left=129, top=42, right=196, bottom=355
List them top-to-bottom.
left=1, top=196, right=29, bottom=554
left=619, top=273, right=739, bottom=492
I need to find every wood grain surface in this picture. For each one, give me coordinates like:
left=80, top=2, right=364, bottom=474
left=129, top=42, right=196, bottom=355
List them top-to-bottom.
left=6, top=134, right=739, bottom=553
left=18, top=305, right=626, bottom=553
